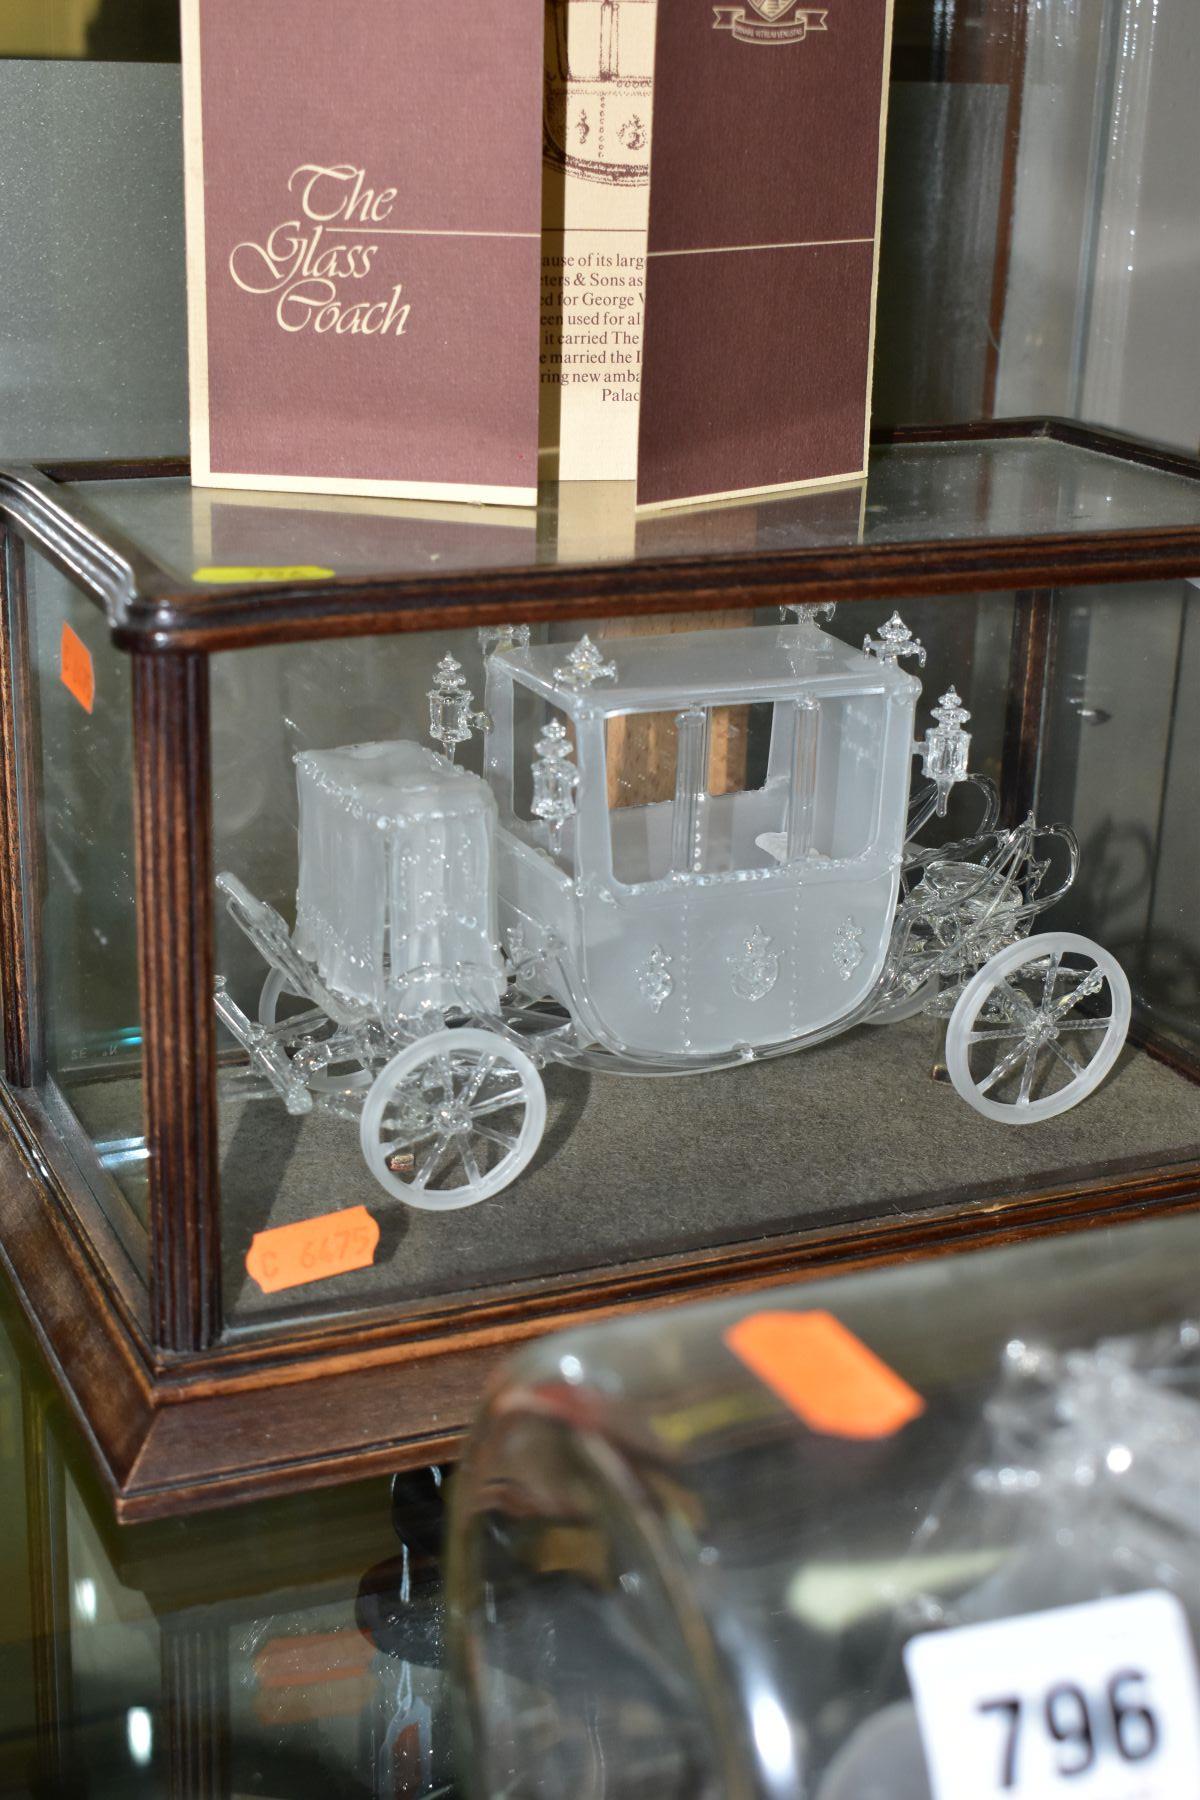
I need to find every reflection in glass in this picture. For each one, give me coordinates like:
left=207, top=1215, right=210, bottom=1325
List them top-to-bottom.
left=71, top=439, right=1200, bottom=592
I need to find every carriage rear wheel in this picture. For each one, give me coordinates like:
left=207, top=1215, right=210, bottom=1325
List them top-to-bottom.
left=946, top=932, right=1130, bottom=1125
left=360, top=1029, right=546, bottom=1209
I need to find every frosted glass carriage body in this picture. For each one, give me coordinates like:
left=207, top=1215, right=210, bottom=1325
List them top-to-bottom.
left=215, top=615, right=1129, bottom=1212
left=485, top=623, right=920, bottom=1058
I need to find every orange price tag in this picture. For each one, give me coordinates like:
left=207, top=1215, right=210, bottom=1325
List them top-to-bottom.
left=59, top=623, right=95, bottom=713
left=245, top=1205, right=379, bottom=1294
left=725, top=1309, right=925, bottom=1441
left=251, top=1629, right=376, bottom=1727
left=253, top=1630, right=375, bottom=1690
left=253, top=1679, right=372, bottom=1729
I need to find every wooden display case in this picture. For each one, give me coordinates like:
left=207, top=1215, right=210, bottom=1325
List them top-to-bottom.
left=1, top=420, right=1199, bottom=1519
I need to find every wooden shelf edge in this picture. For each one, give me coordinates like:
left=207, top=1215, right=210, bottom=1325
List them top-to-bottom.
left=5, top=420, right=1200, bottom=652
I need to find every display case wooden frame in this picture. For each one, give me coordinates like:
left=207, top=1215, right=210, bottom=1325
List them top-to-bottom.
left=1, top=419, right=1199, bottom=1520
left=9, top=1287, right=419, bottom=1800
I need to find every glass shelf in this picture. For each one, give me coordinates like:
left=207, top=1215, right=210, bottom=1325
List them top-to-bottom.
left=68, top=432, right=1200, bottom=596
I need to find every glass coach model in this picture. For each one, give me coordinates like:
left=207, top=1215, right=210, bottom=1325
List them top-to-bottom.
left=216, top=609, right=1130, bottom=1210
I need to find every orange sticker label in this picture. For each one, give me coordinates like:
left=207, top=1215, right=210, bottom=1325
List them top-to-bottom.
left=60, top=623, right=95, bottom=713
left=245, top=1205, right=379, bottom=1294
left=725, top=1309, right=925, bottom=1441
left=251, top=1628, right=376, bottom=1726
left=253, top=1630, right=375, bottom=1690
left=253, top=1678, right=373, bottom=1728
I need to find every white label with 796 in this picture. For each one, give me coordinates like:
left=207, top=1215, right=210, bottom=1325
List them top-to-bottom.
left=904, top=1591, right=1200, bottom=1799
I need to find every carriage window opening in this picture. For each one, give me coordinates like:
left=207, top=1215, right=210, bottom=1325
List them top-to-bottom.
left=805, top=695, right=888, bottom=863
left=710, top=701, right=772, bottom=795
left=606, top=702, right=769, bottom=811
left=608, top=703, right=786, bottom=885
left=606, top=709, right=679, bottom=884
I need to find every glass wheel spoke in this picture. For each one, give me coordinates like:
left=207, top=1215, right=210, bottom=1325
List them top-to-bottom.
left=1040, top=948, right=1063, bottom=1008
left=1054, top=966, right=1105, bottom=1018
left=1056, top=1017, right=1110, bottom=1034
left=967, top=1026, right=1025, bottom=1044
left=1049, top=1038, right=1088, bottom=1079
left=977, top=1042, right=1028, bottom=1095
left=1016, top=1047, right=1039, bottom=1105
left=460, top=1055, right=496, bottom=1107
left=472, top=1086, right=525, bottom=1119
left=475, top=1124, right=518, bottom=1154
left=382, top=1126, right=437, bottom=1157
left=412, top=1133, right=455, bottom=1191
left=458, top=1137, right=483, bottom=1186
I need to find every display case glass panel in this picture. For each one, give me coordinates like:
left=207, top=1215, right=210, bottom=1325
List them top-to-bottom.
left=69, top=439, right=1200, bottom=589
left=14, top=544, right=147, bottom=1259
left=1038, top=578, right=1200, bottom=1075
left=193, top=580, right=1200, bottom=1337
left=5, top=1267, right=453, bottom=1800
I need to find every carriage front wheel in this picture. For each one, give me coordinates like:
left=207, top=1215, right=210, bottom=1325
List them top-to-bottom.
left=945, top=932, right=1130, bottom=1125
left=359, top=1029, right=546, bottom=1209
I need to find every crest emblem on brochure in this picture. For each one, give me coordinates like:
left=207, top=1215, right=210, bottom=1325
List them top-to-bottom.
left=712, top=0, right=829, bottom=45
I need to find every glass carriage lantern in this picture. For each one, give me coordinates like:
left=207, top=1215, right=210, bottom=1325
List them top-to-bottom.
left=427, top=654, right=489, bottom=761
left=919, top=687, right=972, bottom=817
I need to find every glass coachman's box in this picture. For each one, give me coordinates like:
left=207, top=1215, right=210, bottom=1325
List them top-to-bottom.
left=2, top=1, right=1200, bottom=1518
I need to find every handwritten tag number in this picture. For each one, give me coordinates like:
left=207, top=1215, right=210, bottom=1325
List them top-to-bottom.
left=245, top=1205, right=379, bottom=1293
left=978, top=1671, right=1159, bottom=1786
